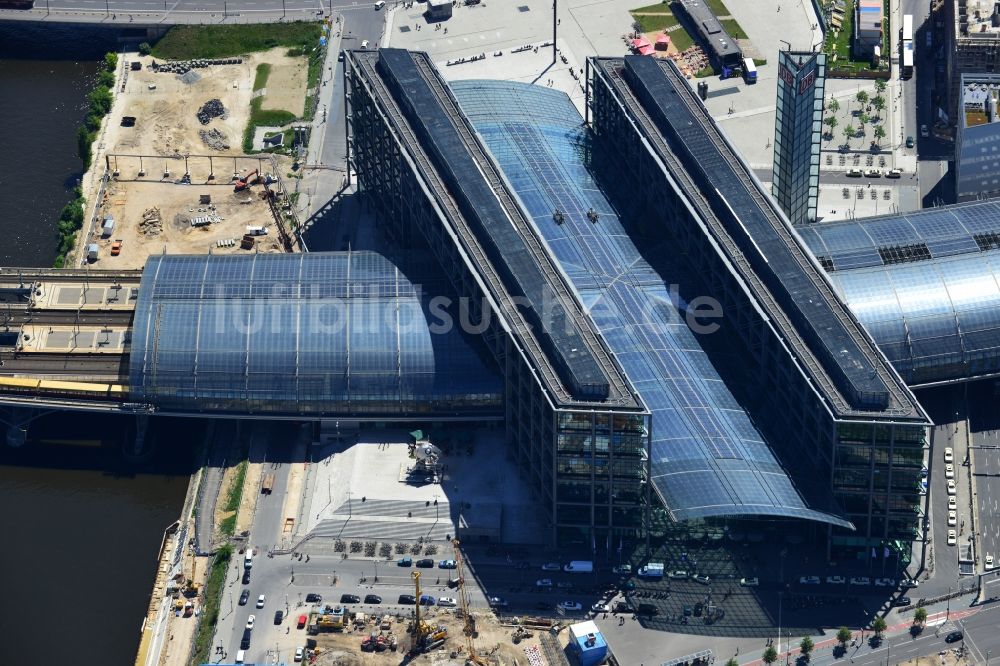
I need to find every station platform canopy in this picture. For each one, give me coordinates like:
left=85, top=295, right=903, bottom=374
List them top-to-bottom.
left=128, top=252, right=502, bottom=417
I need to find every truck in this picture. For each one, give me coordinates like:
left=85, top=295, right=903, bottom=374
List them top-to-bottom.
left=742, top=57, right=757, bottom=84
left=261, top=473, right=274, bottom=494
left=638, top=562, right=665, bottom=578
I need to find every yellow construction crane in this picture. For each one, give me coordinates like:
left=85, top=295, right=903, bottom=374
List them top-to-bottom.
left=453, top=539, right=489, bottom=666
left=410, top=571, right=431, bottom=646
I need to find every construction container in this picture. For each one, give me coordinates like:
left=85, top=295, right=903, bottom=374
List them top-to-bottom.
left=102, top=216, right=115, bottom=237
left=87, top=244, right=99, bottom=261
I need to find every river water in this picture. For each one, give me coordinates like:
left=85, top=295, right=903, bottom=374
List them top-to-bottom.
left=0, top=23, right=191, bottom=664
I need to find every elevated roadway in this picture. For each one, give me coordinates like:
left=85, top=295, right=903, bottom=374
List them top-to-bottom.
left=0, top=0, right=359, bottom=27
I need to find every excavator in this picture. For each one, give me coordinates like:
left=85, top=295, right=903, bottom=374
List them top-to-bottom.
left=233, top=169, right=259, bottom=192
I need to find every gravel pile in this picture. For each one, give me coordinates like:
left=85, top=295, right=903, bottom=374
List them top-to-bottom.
left=178, top=69, right=201, bottom=85
left=196, top=99, right=226, bottom=125
left=199, top=128, right=230, bottom=151
left=139, top=207, right=163, bottom=236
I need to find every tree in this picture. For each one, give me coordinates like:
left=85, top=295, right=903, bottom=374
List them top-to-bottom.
left=138, top=41, right=152, bottom=56
left=104, top=51, right=118, bottom=73
left=875, top=78, right=888, bottom=95
left=856, top=89, right=869, bottom=106
left=872, top=95, right=886, bottom=115
left=828, top=98, right=840, bottom=114
left=858, top=113, right=870, bottom=132
left=824, top=116, right=838, bottom=139
left=843, top=125, right=856, bottom=143
left=873, top=125, right=887, bottom=145
left=914, top=607, right=928, bottom=624
left=872, top=616, right=887, bottom=636
left=836, top=626, right=852, bottom=646
left=799, top=636, right=814, bottom=660
left=762, top=645, right=779, bottom=664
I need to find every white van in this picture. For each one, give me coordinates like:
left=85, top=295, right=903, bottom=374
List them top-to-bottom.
left=374, top=0, right=385, bottom=8
left=244, top=550, right=253, bottom=569
left=563, top=560, right=593, bottom=573
left=235, top=649, right=246, bottom=664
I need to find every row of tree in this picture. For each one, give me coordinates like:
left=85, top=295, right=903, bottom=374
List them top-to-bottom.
left=822, top=79, right=891, bottom=147
left=722, top=608, right=925, bottom=665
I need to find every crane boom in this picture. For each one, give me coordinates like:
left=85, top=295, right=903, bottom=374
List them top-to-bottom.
left=453, top=539, right=489, bottom=665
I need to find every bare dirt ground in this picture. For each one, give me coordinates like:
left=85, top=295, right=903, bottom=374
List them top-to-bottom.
left=108, top=48, right=308, bottom=158
left=261, top=58, right=309, bottom=118
left=88, top=178, right=285, bottom=269
left=311, top=610, right=564, bottom=666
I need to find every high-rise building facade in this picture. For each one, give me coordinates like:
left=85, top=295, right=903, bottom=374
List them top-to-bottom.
left=772, top=50, right=826, bottom=225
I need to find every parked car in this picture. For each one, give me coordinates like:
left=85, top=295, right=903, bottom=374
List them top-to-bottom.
left=360, top=39, right=370, bottom=49
left=920, top=124, right=930, bottom=138
left=905, top=135, right=915, bottom=148
left=847, top=168, right=863, bottom=177
left=864, top=168, right=881, bottom=178
left=886, top=168, right=902, bottom=178
left=944, top=447, right=954, bottom=463
left=946, top=463, right=955, bottom=479
left=947, top=480, right=957, bottom=495
left=949, top=495, right=958, bottom=509
left=948, top=511, right=958, bottom=526
left=948, top=529, right=958, bottom=546
left=987, top=554, right=995, bottom=570
left=397, top=557, right=412, bottom=567
left=416, top=559, right=434, bottom=568
left=438, top=560, right=457, bottom=569
left=541, top=563, right=562, bottom=572
left=611, top=564, right=632, bottom=575
left=242, top=569, right=251, bottom=585
left=669, top=570, right=689, bottom=580
left=693, top=574, right=711, bottom=585
left=825, top=575, right=846, bottom=585
left=799, top=576, right=821, bottom=585
left=740, top=577, right=759, bottom=587
left=850, top=577, right=871, bottom=586
left=536, top=578, right=553, bottom=588
left=874, top=578, right=895, bottom=587
left=901, top=578, right=919, bottom=588
left=556, top=581, right=574, bottom=589
left=239, top=590, right=250, bottom=606
left=305, top=593, right=322, bottom=603
left=256, top=594, right=266, bottom=609
left=340, top=594, right=360, bottom=604
left=364, top=594, right=382, bottom=604
left=398, top=595, right=416, bottom=605
left=419, top=595, right=436, bottom=606
left=488, top=596, right=509, bottom=608
left=894, top=596, right=911, bottom=607
left=437, top=597, right=457, bottom=607
left=558, top=601, right=583, bottom=611
left=592, top=602, right=611, bottom=613
left=273, top=610, right=284, bottom=624
left=246, top=615, right=255, bottom=630
left=945, top=630, right=964, bottom=642
left=294, top=646, right=304, bottom=662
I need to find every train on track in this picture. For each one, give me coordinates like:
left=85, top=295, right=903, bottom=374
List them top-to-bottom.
left=0, top=376, right=126, bottom=401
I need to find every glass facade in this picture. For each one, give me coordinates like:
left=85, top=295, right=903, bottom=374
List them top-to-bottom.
left=772, top=51, right=826, bottom=226
left=957, top=74, right=1000, bottom=202
left=453, top=80, right=849, bottom=528
left=798, top=201, right=1000, bottom=384
left=128, top=252, right=503, bottom=416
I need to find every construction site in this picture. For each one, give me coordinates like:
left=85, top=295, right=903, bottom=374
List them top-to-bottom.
left=71, top=44, right=311, bottom=268
left=82, top=162, right=296, bottom=268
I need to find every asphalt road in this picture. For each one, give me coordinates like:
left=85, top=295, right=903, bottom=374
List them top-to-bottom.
left=7, top=0, right=368, bottom=18
left=969, top=385, right=1000, bottom=578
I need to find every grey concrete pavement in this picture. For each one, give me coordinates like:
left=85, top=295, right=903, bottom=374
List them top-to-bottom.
left=1, top=0, right=351, bottom=25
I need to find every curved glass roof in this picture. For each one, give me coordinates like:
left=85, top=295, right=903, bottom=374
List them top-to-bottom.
left=452, top=79, right=852, bottom=528
left=797, top=201, right=1000, bottom=384
left=129, top=252, right=502, bottom=416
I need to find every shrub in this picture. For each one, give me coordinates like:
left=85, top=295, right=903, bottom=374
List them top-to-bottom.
left=138, top=41, right=152, bottom=55
left=104, top=51, right=118, bottom=72
left=98, top=70, right=116, bottom=89
left=88, top=86, right=113, bottom=116
left=76, top=126, right=94, bottom=169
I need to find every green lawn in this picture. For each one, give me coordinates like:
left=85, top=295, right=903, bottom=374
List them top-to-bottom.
left=705, top=0, right=730, bottom=15
left=632, top=12, right=680, bottom=32
left=719, top=18, right=747, bottom=39
left=151, top=22, right=323, bottom=59
left=669, top=27, right=694, bottom=51
left=252, top=63, right=271, bottom=91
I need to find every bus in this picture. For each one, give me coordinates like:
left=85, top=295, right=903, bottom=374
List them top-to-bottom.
left=901, top=14, right=914, bottom=79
